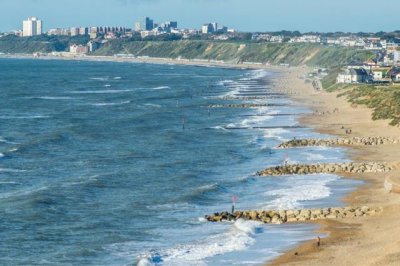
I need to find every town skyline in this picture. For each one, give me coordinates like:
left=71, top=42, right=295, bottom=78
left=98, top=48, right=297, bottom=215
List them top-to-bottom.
left=1, top=0, right=400, bottom=33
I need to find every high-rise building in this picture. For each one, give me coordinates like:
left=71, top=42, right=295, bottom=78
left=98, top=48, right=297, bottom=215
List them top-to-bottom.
left=23, top=17, right=43, bottom=37
left=134, top=17, right=154, bottom=31
left=161, top=21, right=178, bottom=29
left=211, top=22, right=218, bottom=32
left=202, top=23, right=213, bottom=34
left=70, top=27, right=80, bottom=36
left=79, top=27, right=89, bottom=35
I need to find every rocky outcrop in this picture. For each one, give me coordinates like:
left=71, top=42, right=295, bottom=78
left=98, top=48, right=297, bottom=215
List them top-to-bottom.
left=278, top=137, right=400, bottom=148
left=256, top=162, right=392, bottom=176
left=205, top=206, right=381, bottom=224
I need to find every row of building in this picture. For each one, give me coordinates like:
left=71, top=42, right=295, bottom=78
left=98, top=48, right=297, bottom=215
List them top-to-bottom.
left=17, top=16, right=235, bottom=39
left=251, top=33, right=400, bottom=50
left=337, top=63, right=400, bottom=84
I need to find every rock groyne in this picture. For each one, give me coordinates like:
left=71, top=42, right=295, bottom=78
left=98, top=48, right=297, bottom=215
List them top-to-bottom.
left=209, top=103, right=286, bottom=108
left=278, top=137, right=400, bottom=148
left=256, top=162, right=392, bottom=176
left=206, top=206, right=381, bottom=224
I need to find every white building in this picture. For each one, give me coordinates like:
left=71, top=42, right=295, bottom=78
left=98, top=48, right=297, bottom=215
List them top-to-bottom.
left=23, top=17, right=42, bottom=37
left=202, top=24, right=212, bottom=34
left=70, top=27, right=80, bottom=36
left=69, top=44, right=88, bottom=54
left=337, top=68, right=370, bottom=84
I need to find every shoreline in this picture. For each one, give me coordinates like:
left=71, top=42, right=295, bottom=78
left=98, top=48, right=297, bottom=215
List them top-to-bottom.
left=0, top=53, right=289, bottom=71
left=3, top=53, right=397, bottom=264
left=269, top=68, right=400, bottom=265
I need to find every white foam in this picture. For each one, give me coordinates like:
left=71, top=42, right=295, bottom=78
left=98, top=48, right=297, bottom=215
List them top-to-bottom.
left=248, top=69, right=270, bottom=79
left=90, top=77, right=109, bottom=81
left=217, top=79, right=234, bottom=86
left=152, top=86, right=170, bottom=90
left=70, top=89, right=132, bottom=94
left=34, top=96, right=73, bottom=100
left=90, top=101, right=130, bottom=107
left=144, top=103, right=162, bottom=108
left=0, top=115, right=50, bottom=119
left=239, top=115, right=273, bottom=128
left=210, top=126, right=230, bottom=132
left=263, top=128, right=289, bottom=142
left=0, top=153, right=4, bottom=158
left=303, top=153, right=327, bottom=161
left=0, top=168, right=27, bottom=173
left=262, top=174, right=339, bottom=210
left=195, top=183, right=219, bottom=193
left=0, top=186, right=48, bottom=200
left=197, top=217, right=207, bottom=223
left=138, top=219, right=260, bottom=265
left=137, top=257, right=153, bottom=266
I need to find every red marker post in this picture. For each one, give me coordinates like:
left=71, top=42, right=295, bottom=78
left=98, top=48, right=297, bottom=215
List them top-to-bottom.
left=231, top=195, right=237, bottom=214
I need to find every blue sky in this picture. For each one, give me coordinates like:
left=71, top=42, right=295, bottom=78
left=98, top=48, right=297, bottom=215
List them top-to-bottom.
left=1, top=0, right=399, bottom=32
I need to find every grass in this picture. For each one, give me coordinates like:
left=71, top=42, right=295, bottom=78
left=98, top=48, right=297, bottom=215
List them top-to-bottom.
left=332, top=84, right=400, bottom=126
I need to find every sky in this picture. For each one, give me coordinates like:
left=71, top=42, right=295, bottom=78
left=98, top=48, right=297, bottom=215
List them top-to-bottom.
left=1, top=0, right=399, bottom=33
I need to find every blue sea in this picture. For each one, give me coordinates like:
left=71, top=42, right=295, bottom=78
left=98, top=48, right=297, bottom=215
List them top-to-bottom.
left=0, top=58, right=361, bottom=265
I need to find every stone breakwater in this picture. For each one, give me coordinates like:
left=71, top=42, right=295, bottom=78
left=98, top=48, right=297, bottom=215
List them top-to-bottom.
left=221, top=96, right=285, bottom=100
left=209, top=103, right=286, bottom=108
left=278, top=137, right=400, bottom=148
left=256, top=162, right=392, bottom=176
left=205, top=206, right=381, bottom=224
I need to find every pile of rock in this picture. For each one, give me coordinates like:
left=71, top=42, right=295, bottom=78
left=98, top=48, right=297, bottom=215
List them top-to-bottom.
left=222, top=96, right=285, bottom=100
left=209, top=103, right=284, bottom=108
left=278, top=137, right=400, bottom=148
left=256, top=162, right=392, bottom=176
left=205, top=206, right=381, bottom=224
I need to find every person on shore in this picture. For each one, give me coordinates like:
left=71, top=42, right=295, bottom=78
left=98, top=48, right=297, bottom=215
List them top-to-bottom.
left=231, top=195, right=237, bottom=214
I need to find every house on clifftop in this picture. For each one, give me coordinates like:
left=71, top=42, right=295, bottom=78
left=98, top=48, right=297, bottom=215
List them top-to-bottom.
left=388, top=67, right=400, bottom=82
left=336, top=68, right=370, bottom=84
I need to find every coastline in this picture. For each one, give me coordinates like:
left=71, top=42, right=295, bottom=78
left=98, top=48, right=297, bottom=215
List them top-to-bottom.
left=0, top=53, right=277, bottom=71
left=2, top=53, right=398, bottom=265
left=269, top=68, right=400, bottom=265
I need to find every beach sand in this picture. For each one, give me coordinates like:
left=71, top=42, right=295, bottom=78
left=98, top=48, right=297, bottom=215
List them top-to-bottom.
left=269, top=67, right=400, bottom=266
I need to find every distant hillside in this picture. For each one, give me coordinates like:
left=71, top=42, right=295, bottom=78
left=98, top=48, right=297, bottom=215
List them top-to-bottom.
left=0, top=35, right=89, bottom=54
left=0, top=36, right=374, bottom=68
left=93, top=40, right=374, bottom=68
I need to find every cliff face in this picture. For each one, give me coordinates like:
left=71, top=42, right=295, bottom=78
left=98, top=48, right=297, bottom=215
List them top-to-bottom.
left=0, top=35, right=89, bottom=54
left=0, top=36, right=374, bottom=68
left=93, top=40, right=374, bottom=67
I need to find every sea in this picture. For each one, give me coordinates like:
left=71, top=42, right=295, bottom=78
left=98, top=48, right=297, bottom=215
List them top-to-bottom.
left=0, top=58, right=361, bottom=265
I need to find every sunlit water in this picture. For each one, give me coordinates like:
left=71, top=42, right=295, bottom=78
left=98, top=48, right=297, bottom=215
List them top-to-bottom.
left=0, top=58, right=360, bottom=265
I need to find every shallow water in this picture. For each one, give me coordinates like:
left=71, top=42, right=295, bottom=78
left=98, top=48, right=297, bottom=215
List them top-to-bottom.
left=0, top=58, right=360, bottom=265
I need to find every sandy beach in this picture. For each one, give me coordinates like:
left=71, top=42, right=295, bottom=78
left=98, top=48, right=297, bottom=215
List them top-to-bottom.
left=269, top=67, right=400, bottom=265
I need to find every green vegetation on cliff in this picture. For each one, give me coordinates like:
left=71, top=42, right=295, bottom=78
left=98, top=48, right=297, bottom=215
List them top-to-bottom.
left=0, top=35, right=89, bottom=54
left=0, top=36, right=374, bottom=68
left=93, top=40, right=374, bottom=68
left=321, top=72, right=400, bottom=126
left=337, top=85, right=400, bottom=126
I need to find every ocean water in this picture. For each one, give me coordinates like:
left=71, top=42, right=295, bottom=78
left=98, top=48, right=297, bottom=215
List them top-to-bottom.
left=0, top=58, right=361, bottom=265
